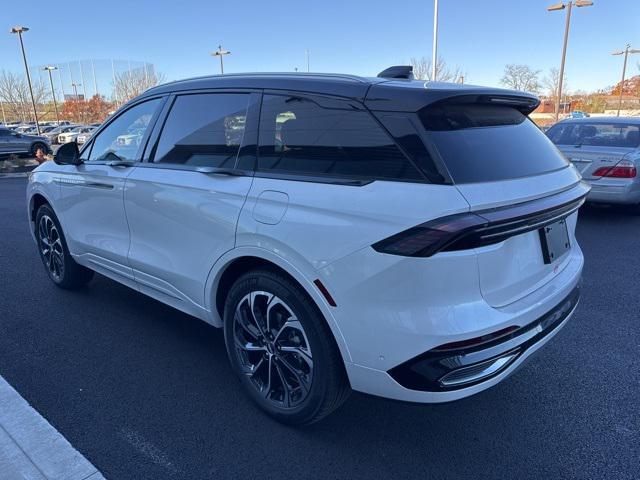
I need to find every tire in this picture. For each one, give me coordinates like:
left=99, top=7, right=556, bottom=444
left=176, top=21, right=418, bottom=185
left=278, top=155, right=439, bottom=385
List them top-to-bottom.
left=31, top=142, right=47, bottom=156
left=35, top=204, right=94, bottom=289
left=223, top=269, right=350, bottom=425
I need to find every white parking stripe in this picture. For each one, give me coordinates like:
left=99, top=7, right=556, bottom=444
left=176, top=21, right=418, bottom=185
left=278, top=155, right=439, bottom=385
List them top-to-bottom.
left=0, top=376, right=106, bottom=480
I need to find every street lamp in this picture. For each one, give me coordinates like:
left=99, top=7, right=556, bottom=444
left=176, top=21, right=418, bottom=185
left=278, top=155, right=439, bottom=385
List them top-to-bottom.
left=431, top=0, right=439, bottom=81
left=547, top=1, right=594, bottom=122
left=10, top=26, right=40, bottom=134
left=211, top=45, right=231, bottom=75
left=612, top=45, right=640, bottom=117
left=305, top=49, right=310, bottom=73
left=43, top=66, right=60, bottom=125
left=71, top=82, right=82, bottom=99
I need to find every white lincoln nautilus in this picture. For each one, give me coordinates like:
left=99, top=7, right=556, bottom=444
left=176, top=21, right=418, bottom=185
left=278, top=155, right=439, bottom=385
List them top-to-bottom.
left=27, top=67, right=588, bottom=424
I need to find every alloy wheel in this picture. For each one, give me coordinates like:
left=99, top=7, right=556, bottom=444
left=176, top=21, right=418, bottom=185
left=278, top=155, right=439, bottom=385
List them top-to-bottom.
left=38, top=215, right=64, bottom=281
left=233, top=291, right=313, bottom=408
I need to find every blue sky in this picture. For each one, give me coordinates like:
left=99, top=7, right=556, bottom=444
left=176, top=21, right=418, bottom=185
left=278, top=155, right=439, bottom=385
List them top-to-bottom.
left=3, top=0, right=639, bottom=94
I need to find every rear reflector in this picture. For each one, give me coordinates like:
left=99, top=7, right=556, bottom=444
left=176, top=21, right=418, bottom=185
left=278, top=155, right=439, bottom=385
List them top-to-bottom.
left=593, top=160, right=637, bottom=179
left=314, top=279, right=337, bottom=307
left=431, top=326, right=519, bottom=352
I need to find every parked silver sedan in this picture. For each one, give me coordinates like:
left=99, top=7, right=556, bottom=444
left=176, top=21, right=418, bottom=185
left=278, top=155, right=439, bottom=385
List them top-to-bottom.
left=547, top=117, right=640, bottom=207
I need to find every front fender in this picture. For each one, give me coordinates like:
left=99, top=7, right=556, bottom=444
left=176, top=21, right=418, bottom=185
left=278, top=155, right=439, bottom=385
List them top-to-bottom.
left=26, top=169, right=60, bottom=243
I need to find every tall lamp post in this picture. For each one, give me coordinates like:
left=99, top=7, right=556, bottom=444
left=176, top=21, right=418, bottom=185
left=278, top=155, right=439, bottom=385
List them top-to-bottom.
left=431, top=0, right=439, bottom=81
left=547, top=1, right=594, bottom=122
left=10, top=26, right=40, bottom=134
left=211, top=45, right=231, bottom=75
left=612, top=45, right=640, bottom=117
left=43, top=66, right=60, bottom=125
left=71, top=82, right=82, bottom=99
left=71, top=82, right=83, bottom=123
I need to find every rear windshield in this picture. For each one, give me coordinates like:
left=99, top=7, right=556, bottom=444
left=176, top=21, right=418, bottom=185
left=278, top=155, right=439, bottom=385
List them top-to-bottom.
left=420, top=104, right=569, bottom=184
left=546, top=122, right=640, bottom=148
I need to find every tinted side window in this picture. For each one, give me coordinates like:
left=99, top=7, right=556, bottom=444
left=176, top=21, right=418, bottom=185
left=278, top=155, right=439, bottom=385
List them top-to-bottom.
left=153, top=93, right=249, bottom=167
left=257, top=94, right=423, bottom=182
left=87, top=98, right=161, bottom=162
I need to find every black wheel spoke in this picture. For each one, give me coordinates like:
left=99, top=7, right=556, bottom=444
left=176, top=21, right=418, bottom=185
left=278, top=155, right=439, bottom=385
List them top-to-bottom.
left=38, top=215, right=64, bottom=281
left=233, top=290, right=313, bottom=409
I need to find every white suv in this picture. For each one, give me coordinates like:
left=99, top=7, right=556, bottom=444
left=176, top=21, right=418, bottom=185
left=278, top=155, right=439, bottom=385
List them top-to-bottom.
left=27, top=68, right=588, bottom=424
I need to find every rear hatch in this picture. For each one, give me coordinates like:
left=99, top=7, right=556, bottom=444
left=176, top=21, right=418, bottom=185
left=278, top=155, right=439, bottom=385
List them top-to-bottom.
left=419, top=98, right=586, bottom=307
left=546, top=121, right=640, bottom=180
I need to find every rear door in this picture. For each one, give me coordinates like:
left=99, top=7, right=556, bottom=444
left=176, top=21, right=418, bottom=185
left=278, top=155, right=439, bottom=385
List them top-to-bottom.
left=124, top=91, right=258, bottom=308
left=237, top=92, right=468, bottom=269
left=419, top=102, right=584, bottom=307
left=547, top=121, right=640, bottom=180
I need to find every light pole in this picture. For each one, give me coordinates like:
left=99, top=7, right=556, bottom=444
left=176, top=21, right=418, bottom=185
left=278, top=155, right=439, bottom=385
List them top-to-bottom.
left=431, top=0, right=439, bottom=81
left=547, top=1, right=593, bottom=122
left=10, top=26, right=40, bottom=134
left=612, top=44, right=640, bottom=117
left=211, top=45, right=231, bottom=75
left=305, top=49, right=310, bottom=72
left=43, top=66, right=60, bottom=125
left=71, top=82, right=82, bottom=99
left=71, top=82, right=84, bottom=123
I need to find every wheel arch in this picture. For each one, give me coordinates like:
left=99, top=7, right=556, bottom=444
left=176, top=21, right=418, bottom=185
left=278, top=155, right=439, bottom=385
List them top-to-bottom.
left=29, top=192, right=51, bottom=222
left=205, top=247, right=353, bottom=365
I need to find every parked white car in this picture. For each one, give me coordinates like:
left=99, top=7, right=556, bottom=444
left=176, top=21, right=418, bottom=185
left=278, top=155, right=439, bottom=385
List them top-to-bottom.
left=27, top=69, right=588, bottom=424
left=58, top=126, right=96, bottom=144
left=76, top=127, right=98, bottom=145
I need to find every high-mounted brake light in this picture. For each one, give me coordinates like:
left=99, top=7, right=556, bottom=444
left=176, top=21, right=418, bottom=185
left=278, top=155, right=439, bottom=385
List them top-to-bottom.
left=593, top=160, right=637, bottom=179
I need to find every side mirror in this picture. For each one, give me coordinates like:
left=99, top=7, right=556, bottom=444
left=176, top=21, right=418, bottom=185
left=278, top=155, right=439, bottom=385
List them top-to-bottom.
left=54, top=141, right=82, bottom=165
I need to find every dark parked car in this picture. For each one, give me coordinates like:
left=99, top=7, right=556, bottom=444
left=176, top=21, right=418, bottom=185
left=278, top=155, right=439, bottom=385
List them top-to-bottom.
left=0, top=128, right=51, bottom=156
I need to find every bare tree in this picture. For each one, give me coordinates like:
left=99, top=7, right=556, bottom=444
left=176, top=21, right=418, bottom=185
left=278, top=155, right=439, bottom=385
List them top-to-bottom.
left=410, top=56, right=465, bottom=82
left=500, top=64, right=541, bottom=93
left=542, top=67, right=568, bottom=100
left=113, top=68, right=165, bottom=104
left=0, top=70, right=49, bottom=122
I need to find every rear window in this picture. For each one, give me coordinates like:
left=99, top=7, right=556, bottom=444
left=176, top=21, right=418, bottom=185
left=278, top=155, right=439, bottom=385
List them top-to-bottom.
left=420, top=104, right=569, bottom=184
left=546, top=122, right=640, bottom=148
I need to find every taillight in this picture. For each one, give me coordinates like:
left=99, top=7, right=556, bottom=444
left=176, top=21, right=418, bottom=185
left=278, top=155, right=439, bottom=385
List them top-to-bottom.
left=593, top=160, right=637, bottom=178
left=372, top=184, right=589, bottom=258
left=371, top=213, right=488, bottom=257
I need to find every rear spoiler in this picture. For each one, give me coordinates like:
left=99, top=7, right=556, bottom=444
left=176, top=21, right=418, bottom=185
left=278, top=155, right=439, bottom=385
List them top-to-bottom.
left=365, top=82, right=540, bottom=115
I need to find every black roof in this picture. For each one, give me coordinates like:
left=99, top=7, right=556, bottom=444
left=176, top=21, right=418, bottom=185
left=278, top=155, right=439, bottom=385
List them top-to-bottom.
left=141, top=73, right=540, bottom=114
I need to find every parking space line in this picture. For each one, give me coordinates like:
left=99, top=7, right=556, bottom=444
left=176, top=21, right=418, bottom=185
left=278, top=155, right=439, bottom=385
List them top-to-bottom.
left=0, top=375, right=106, bottom=480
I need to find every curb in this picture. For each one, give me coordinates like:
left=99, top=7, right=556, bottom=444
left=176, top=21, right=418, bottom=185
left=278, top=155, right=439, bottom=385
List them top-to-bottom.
left=0, top=375, right=107, bottom=480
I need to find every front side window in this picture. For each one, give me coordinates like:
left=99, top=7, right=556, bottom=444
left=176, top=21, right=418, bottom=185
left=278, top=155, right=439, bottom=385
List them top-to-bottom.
left=153, top=93, right=249, bottom=167
left=257, top=94, right=423, bottom=182
left=86, top=98, right=161, bottom=162
left=547, top=122, right=640, bottom=148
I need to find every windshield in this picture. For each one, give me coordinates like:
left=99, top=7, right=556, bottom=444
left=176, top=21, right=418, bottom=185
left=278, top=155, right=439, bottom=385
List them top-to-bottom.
left=546, top=122, right=640, bottom=148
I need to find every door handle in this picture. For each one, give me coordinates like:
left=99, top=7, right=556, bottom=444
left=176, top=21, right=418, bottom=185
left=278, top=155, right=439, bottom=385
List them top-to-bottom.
left=106, top=160, right=136, bottom=167
left=195, top=166, right=245, bottom=176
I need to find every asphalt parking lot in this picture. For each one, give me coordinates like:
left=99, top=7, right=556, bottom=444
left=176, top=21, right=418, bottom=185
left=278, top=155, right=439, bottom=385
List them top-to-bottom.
left=0, top=177, right=638, bottom=480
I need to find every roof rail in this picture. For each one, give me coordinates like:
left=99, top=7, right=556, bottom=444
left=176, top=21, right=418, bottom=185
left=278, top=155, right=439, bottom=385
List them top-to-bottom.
left=377, top=66, right=414, bottom=80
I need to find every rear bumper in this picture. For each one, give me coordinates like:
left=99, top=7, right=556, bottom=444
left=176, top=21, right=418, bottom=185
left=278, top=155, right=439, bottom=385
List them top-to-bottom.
left=587, top=179, right=640, bottom=205
left=333, top=243, right=583, bottom=403
left=388, top=286, right=579, bottom=392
